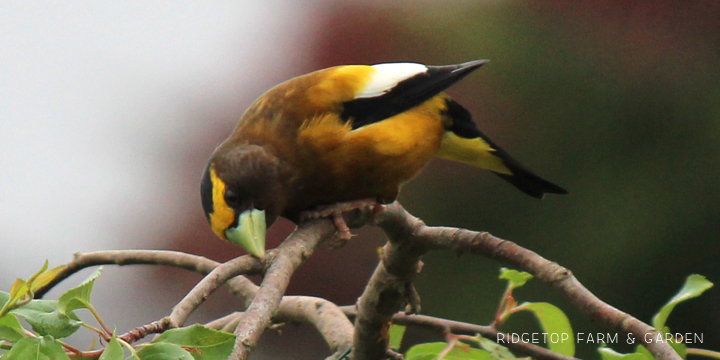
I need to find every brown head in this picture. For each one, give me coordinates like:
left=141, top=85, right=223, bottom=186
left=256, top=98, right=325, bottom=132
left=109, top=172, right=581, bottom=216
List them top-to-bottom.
left=200, top=143, right=285, bottom=257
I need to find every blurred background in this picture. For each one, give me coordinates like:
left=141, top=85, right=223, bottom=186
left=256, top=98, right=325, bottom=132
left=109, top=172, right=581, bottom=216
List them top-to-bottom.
left=1, top=1, right=719, bottom=358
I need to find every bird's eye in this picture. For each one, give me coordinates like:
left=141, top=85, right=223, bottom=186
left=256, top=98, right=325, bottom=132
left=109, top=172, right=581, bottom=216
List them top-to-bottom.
left=224, top=190, right=239, bottom=206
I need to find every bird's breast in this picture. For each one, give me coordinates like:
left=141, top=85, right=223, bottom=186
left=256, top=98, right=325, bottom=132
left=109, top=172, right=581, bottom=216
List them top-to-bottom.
left=289, top=96, right=448, bottom=209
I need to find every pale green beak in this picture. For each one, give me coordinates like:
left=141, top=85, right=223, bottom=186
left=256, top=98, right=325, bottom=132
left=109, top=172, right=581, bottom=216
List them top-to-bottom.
left=225, top=209, right=266, bottom=258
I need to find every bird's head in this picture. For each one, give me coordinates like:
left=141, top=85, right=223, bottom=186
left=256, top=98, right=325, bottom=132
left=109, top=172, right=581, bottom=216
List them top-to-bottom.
left=200, top=144, right=283, bottom=258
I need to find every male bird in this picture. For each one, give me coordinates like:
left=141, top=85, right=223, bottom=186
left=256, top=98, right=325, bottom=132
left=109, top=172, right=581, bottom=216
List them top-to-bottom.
left=201, top=61, right=567, bottom=257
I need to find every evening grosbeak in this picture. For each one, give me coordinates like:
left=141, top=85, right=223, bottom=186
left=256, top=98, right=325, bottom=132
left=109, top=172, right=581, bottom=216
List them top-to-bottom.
left=201, top=60, right=567, bottom=257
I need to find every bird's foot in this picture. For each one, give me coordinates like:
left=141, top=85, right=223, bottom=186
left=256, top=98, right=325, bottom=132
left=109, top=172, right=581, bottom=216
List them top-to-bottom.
left=300, top=198, right=379, bottom=246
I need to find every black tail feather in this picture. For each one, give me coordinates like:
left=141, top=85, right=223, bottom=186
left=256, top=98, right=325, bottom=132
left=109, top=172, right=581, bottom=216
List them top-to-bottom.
left=443, top=98, right=568, bottom=198
left=484, top=136, right=568, bottom=199
left=494, top=166, right=568, bottom=199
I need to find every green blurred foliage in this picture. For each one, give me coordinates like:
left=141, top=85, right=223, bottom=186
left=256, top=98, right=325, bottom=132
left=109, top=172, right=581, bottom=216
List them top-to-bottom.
left=313, top=1, right=720, bottom=358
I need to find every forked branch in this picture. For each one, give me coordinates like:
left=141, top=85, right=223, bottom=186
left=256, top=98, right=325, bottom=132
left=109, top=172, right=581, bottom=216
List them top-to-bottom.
left=352, top=202, right=681, bottom=360
left=33, top=203, right=680, bottom=360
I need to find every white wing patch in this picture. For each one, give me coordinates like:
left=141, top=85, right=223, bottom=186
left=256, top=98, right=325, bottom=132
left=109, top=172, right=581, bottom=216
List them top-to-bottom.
left=354, top=63, right=428, bottom=99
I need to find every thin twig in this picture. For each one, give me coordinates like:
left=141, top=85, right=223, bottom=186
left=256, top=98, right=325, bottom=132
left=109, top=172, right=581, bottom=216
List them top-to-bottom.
left=34, top=250, right=233, bottom=298
left=168, top=254, right=262, bottom=327
left=275, top=296, right=354, bottom=358
left=86, top=304, right=113, bottom=339
left=205, top=312, right=244, bottom=331
left=119, top=317, right=172, bottom=344
left=58, top=341, right=83, bottom=356
left=687, top=348, right=720, bottom=359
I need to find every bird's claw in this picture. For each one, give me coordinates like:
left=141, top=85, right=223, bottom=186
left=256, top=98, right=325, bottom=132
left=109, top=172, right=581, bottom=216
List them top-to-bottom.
left=300, top=198, right=378, bottom=246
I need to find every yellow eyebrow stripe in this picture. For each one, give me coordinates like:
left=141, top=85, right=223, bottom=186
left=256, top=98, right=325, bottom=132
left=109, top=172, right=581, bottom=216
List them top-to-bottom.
left=209, top=164, right=236, bottom=240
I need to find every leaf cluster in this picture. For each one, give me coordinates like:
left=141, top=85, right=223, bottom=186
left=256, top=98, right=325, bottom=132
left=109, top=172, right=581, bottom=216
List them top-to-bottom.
left=0, top=263, right=234, bottom=360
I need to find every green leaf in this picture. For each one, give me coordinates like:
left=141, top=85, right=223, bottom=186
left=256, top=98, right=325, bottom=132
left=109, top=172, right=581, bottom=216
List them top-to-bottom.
left=24, top=261, right=49, bottom=293
left=26, top=261, right=49, bottom=283
left=0, top=262, right=66, bottom=320
left=4, top=263, right=48, bottom=313
left=30, top=266, right=66, bottom=293
left=57, top=267, right=103, bottom=315
left=499, top=268, right=533, bottom=290
left=652, top=275, right=713, bottom=330
left=0, top=279, right=30, bottom=319
left=12, top=299, right=63, bottom=315
left=11, top=300, right=82, bottom=339
left=515, top=302, right=575, bottom=356
left=19, top=310, right=81, bottom=339
left=0, top=314, right=25, bottom=342
left=152, top=324, right=235, bottom=360
left=389, top=324, right=406, bottom=350
left=99, top=335, right=125, bottom=360
left=475, top=335, right=517, bottom=360
left=3, top=336, right=71, bottom=360
left=405, top=342, right=495, bottom=360
left=135, top=343, right=194, bottom=360
left=635, top=344, right=656, bottom=360
left=598, top=347, right=651, bottom=360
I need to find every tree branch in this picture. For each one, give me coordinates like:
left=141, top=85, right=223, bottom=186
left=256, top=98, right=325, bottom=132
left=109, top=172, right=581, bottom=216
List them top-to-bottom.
left=372, top=202, right=681, bottom=360
left=227, top=218, right=337, bottom=360
left=353, top=223, right=425, bottom=360
left=34, top=250, right=229, bottom=298
left=169, top=254, right=262, bottom=328
left=275, top=296, right=354, bottom=359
